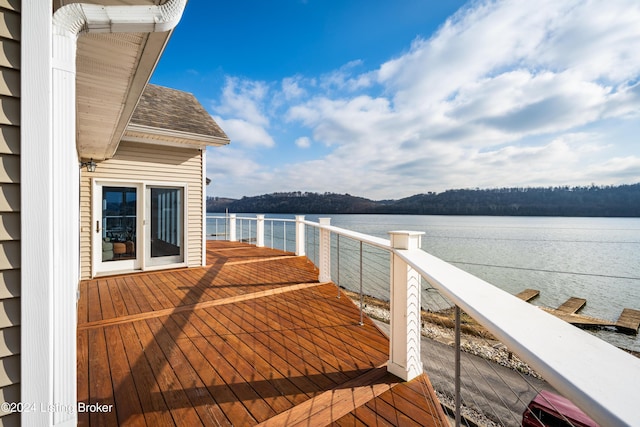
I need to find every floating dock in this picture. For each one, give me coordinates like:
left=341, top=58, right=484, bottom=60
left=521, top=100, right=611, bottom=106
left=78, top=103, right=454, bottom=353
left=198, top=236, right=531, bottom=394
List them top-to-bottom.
left=515, top=288, right=539, bottom=302
left=516, top=289, right=640, bottom=335
left=555, top=297, right=586, bottom=315
left=616, top=308, right=640, bottom=334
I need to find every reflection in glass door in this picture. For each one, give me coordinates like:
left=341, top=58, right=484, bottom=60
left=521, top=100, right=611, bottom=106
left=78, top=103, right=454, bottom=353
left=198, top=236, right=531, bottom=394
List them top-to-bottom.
left=102, top=187, right=137, bottom=262
left=149, top=187, right=183, bottom=263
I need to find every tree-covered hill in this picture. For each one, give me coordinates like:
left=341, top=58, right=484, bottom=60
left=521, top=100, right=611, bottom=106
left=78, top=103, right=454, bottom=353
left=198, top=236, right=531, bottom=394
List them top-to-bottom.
left=207, top=184, right=640, bottom=217
left=208, top=191, right=379, bottom=214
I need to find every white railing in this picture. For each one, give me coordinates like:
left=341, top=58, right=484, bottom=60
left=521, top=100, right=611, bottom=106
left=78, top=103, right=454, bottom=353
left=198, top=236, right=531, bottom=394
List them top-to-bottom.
left=206, top=214, right=640, bottom=427
left=208, top=214, right=297, bottom=251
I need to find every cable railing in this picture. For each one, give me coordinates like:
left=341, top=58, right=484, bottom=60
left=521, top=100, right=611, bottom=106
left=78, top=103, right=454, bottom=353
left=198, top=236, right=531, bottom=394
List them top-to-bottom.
left=206, top=213, right=640, bottom=427
left=207, top=214, right=297, bottom=252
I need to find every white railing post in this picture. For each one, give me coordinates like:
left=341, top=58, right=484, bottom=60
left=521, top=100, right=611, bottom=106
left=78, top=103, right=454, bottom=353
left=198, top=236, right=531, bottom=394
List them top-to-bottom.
left=229, top=214, right=237, bottom=242
left=256, top=215, right=265, bottom=247
left=295, top=215, right=306, bottom=256
left=318, top=218, right=331, bottom=282
left=388, top=230, right=425, bottom=381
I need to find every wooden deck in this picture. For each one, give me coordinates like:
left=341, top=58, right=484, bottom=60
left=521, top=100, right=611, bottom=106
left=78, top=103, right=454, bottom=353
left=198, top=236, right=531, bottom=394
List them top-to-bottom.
left=77, top=240, right=449, bottom=426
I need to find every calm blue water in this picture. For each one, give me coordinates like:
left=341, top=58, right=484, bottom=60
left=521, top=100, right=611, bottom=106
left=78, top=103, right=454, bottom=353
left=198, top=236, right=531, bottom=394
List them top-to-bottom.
left=208, top=214, right=640, bottom=352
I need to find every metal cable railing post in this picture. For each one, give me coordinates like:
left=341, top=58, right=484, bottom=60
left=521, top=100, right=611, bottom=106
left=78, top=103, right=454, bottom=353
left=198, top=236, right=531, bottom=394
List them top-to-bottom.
left=283, top=222, right=287, bottom=252
left=337, top=234, right=341, bottom=298
left=359, top=240, right=364, bottom=326
left=455, top=305, right=462, bottom=427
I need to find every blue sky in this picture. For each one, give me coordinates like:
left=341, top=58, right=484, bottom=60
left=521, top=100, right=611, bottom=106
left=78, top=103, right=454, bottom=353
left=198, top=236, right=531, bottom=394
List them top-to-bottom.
left=151, top=0, right=640, bottom=200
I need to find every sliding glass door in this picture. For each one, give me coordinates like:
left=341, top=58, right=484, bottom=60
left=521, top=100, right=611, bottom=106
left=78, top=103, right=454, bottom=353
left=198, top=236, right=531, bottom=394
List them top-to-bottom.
left=93, top=181, right=186, bottom=276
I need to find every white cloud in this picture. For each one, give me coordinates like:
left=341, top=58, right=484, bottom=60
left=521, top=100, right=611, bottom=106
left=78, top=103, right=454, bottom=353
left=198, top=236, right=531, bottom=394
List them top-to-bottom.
left=208, top=0, right=640, bottom=199
left=318, top=60, right=373, bottom=92
left=213, top=76, right=271, bottom=126
left=281, top=76, right=306, bottom=100
left=213, top=116, right=275, bottom=148
left=295, top=136, right=311, bottom=148
left=206, top=146, right=277, bottom=197
left=588, top=156, right=640, bottom=182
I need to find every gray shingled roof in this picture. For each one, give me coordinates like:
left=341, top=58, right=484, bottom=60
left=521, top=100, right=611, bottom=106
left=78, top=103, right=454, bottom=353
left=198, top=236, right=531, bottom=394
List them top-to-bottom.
left=130, top=84, right=228, bottom=140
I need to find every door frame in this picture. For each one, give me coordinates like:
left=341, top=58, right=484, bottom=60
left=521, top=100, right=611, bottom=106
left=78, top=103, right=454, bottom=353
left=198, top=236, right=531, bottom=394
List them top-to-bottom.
left=92, top=178, right=188, bottom=277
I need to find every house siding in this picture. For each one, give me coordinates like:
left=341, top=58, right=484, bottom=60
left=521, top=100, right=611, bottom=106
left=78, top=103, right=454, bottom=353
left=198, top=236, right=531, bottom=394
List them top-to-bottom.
left=0, top=1, right=20, bottom=426
left=80, top=141, right=205, bottom=279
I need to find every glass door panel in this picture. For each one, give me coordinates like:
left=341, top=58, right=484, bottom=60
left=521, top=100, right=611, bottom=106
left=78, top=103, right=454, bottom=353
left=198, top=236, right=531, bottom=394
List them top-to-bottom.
left=102, top=186, right=137, bottom=261
left=149, top=187, right=183, bottom=264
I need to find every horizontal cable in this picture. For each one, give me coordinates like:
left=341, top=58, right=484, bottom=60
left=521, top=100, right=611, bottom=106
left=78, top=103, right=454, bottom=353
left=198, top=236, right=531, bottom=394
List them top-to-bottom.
left=447, top=260, right=640, bottom=281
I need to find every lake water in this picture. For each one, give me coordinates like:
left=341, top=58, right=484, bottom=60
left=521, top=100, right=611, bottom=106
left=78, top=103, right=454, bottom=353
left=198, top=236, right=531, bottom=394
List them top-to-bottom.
left=208, top=214, right=640, bottom=352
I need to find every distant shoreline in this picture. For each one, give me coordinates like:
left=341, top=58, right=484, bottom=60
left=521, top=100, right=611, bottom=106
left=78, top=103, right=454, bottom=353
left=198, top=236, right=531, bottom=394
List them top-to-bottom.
left=207, top=184, right=640, bottom=217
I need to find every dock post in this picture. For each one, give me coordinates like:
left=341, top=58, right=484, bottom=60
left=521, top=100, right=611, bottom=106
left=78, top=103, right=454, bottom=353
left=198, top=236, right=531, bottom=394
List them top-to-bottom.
left=229, top=214, right=237, bottom=242
left=256, top=215, right=265, bottom=247
left=295, top=215, right=305, bottom=256
left=318, top=218, right=331, bottom=282
left=388, top=230, right=425, bottom=381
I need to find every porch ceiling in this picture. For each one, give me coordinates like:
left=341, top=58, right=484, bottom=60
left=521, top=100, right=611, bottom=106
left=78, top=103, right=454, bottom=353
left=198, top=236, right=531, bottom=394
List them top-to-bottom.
left=55, top=0, right=174, bottom=161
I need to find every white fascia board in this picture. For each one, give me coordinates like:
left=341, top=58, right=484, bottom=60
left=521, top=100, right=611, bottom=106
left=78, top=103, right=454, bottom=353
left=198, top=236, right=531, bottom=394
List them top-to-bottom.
left=124, top=123, right=231, bottom=149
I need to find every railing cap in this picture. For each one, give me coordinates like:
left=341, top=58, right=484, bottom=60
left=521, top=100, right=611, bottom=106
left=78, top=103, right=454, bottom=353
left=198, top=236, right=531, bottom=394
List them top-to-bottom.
left=389, top=230, right=424, bottom=250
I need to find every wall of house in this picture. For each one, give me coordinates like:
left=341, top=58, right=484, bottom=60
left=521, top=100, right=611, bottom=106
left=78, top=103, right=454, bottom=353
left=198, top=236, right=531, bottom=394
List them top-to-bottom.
left=0, top=1, right=21, bottom=426
left=79, top=141, right=205, bottom=279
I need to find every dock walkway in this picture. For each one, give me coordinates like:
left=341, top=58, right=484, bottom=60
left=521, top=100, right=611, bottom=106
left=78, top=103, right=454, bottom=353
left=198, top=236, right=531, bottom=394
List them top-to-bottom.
left=77, top=241, right=449, bottom=426
left=516, top=289, right=640, bottom=334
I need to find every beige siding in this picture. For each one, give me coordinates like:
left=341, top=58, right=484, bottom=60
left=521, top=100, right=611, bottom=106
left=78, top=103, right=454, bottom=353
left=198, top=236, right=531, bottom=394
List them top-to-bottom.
left=0, top=2, right=19, bottom=426
left=80, top=141, right=204, bottom=279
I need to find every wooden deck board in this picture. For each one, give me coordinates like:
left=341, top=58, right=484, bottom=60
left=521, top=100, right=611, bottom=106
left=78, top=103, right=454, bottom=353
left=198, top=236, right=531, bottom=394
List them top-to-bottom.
left=78, top=240, right=449, bottom=426
left=555, top=297, right=587, bottom=314
left=161, top=315, right=249, bottom=425
left=117, top=323, right=176, bottom=427
left=104, top=326, right=146, bottom=426
left=77, top=330, right=90, bottom=427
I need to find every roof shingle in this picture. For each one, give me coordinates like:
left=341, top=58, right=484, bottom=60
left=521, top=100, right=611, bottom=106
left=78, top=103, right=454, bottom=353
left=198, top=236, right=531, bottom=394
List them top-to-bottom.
left=130, top=84, right=228, bottom=140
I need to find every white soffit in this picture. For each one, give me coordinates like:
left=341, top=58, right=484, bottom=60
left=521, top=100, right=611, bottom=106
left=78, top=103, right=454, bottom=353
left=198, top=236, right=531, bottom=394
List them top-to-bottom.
left=57, top=0, right=173, bottom=160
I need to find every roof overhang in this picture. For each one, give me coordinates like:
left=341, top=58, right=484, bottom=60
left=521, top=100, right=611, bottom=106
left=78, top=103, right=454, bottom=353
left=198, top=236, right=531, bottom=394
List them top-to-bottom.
left=55, top=0, right=178, bottom=160
left=123, top=123, right=230, bottom=150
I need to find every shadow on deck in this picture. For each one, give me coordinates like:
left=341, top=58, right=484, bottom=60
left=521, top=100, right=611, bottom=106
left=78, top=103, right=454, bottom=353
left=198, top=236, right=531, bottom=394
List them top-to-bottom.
left=77, top=240, right=448, bottom=426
